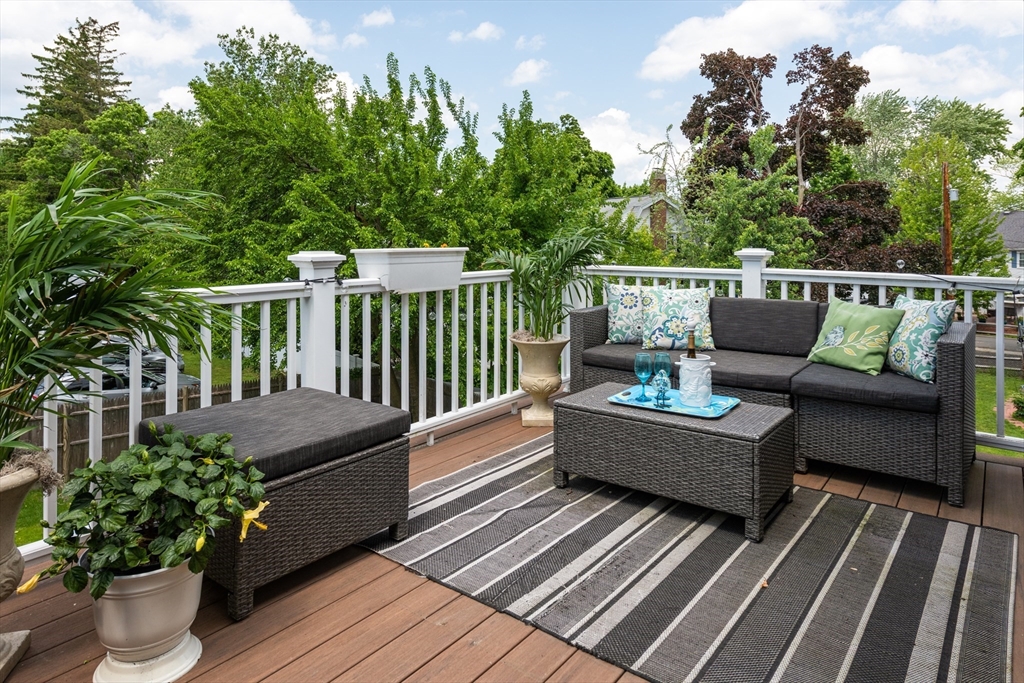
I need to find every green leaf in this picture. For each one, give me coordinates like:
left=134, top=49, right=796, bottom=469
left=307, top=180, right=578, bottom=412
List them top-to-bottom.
left=177, top=460, right=195, bottom=473
left=132, top=477, right=161, bottom=500
left=165, top=478, right=191, bottom=499
left=196, top=497, right=220, bottom=516
left=98, top=513, right=127, bottom=533
left=148, top=535, right=173, bottom=557
left=159, top=545, right=183, bottom=569
left=64, top=565, right=88, bottom=593
left=89, top=570, right=115, bottom=600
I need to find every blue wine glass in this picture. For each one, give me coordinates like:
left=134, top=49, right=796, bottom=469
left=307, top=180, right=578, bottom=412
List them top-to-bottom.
left=634, top=352, right=653, bottom=402
left=654, top=352, right=673, bottom=382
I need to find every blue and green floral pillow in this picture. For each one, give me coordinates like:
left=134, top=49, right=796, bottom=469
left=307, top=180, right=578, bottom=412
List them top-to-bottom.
left=605, top=283, right=643, bottom=344
left=641, top=287, right=714, bottom=351
left=886, top=295, right=956, bottom=383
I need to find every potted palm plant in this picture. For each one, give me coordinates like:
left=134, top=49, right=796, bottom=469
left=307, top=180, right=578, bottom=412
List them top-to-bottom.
left=0, top=159, right=219, bottom=677
left=486, top=230, right=605, bottom=426
left=18, top=426, right=267, bottom=682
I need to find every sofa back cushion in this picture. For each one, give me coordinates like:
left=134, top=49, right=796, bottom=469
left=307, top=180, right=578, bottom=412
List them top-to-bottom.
left=709, top=297, right=822, bottom=357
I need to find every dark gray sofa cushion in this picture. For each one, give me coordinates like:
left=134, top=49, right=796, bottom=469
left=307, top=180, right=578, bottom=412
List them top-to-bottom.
left=709, top=297, right=822, bottom=357
left=706, top=349, right=812, bottom=393
left=791, top=362, right=939, bottom=414
left=139, top=387, right=411, bottom=481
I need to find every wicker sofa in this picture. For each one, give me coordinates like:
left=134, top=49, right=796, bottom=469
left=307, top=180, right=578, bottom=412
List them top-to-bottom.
left=569, top=296, right=976, bottom=506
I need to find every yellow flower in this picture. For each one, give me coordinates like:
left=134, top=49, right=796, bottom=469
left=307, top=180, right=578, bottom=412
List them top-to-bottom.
left=440, top=243, right=448, bottom=248
left=202, top=457, right=214, bottom=465
left=239, top=500, right=269, bottom=542
left=195, top=535, right=205, bottom=552
left=17, top=573, right=40, bottom=594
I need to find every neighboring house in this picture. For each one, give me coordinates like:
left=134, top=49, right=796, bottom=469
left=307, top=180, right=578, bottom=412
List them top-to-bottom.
left=600, top=172, right=683, bottom=249
left=995, top=210, right=1024, bottom=279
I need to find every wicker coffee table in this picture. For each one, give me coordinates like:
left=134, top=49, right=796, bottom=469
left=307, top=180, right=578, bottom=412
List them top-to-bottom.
left=553, top=382, right=795, bottom=541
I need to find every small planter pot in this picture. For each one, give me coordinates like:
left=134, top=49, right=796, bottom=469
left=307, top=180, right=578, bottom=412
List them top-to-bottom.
left=352, top=248, right=468, bottom=293
left=513, top=337, right=569, bottom=427
left=91, top=561, right=203, bottom=683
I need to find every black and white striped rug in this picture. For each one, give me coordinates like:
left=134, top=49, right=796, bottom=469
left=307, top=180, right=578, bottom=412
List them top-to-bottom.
left=364, top=435, right=1018, bottom=682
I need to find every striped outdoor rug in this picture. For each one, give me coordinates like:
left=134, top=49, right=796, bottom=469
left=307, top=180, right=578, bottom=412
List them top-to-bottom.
left=363, top=434, right=1018, bottom=683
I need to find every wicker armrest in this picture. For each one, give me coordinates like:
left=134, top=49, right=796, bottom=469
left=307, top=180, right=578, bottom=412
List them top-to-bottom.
left=569, top=305, right=609, bottom=392
left=935, top=321, right=976, bottom=503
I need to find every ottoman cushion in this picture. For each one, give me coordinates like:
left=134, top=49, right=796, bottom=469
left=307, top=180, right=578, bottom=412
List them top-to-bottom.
left=791, top=362, right=939, bottom=414
left=139, top=387, right=411, bottom=481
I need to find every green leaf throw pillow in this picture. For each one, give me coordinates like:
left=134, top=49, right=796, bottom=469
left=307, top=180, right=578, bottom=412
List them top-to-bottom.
left=605, top=283, right=643, bottom=344
left=641, top=287, right=715, bottom=351
left=886, top=295, right=956, bottom=383
left=808, top=298, right=905, bottom=375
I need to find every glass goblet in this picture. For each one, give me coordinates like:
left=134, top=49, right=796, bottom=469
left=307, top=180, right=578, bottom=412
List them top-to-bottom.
left=634, top=352, right=653, bottom=402
left=654, top=352, right=673, bottom=382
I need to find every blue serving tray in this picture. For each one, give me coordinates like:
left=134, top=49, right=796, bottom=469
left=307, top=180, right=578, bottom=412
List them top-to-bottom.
left=608, top=385, right=741, bottom=419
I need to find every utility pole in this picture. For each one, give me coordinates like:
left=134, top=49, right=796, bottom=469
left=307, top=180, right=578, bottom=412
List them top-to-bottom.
left=941, top=162, right=953, bottom=277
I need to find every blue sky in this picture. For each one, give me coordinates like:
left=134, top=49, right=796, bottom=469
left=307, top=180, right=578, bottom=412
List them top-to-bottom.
left=1, top=1, right=1022, bottom=185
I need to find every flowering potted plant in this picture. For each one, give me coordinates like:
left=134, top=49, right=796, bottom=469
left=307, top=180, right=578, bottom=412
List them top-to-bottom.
left=351, top=243, right=468, bottom=293
left=18, top=425, right=268, bottom=683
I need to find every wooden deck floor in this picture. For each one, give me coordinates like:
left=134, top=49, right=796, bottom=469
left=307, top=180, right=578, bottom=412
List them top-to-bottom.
left=3, top=409, right=1022, bottom=683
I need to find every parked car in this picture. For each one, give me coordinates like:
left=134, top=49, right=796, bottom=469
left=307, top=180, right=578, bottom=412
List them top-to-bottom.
left=99, top=336, right=185, bottom=373
left=34, top=366, right=200, bottom=403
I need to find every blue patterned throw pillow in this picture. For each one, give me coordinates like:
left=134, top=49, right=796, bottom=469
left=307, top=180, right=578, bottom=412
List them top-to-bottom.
left=605, top=283, right=643, bottom=344
left=641, top=287, right=715, bottom=351
left=886, top=295, right=956, bottom=383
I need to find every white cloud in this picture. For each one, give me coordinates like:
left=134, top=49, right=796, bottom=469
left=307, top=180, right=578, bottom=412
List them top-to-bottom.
left=640, top=0, right=844, bottom=81
left=886, top=1, right=1023, bottom=38
left=361, top=7, right=394, bottom=28
left=449, top=21, right=503, bottom=43
left=342, top=33, right=367, bottom=49
left=515, top=34, right=544, bottom=51
left=858, top=44, right=1013, bottom=98
left=506, top=59, right=550, bottom=86
left=149, top=85, right=195, bottom=112
left=984, top=88, right=1024, bottom=145
left=647, top=89, right=665, bottom=100
left=552, top=91, right=571, bottom=101
left=580, top=108, right=671, bottom=185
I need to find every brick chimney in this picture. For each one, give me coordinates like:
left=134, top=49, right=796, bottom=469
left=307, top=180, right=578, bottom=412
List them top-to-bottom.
left=649, top=171, right=668, bottom=250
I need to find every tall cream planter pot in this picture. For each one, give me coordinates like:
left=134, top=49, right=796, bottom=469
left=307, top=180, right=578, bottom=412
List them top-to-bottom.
left=513, top=337, right=569, bottom=427
left=0, top=468, right=38, bottom=682
left=90, top=561, right=203, bottom=683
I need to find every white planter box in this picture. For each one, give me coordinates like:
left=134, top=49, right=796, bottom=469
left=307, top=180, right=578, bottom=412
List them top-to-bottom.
left=352, top=248, right=468, bottom=293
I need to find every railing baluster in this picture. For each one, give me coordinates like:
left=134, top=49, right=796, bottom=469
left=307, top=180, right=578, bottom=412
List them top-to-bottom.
left=652, top=277, right=660, bottom=288
left=690, top=278, right=697, bottom=289
left=506, top=280, right=514, bottom=396
left=709, top=280, right=716, bottom=297
left=728, top=281, right=736, bottom=298
left=780, top=281, right=789, bottom=300
left=493, top=282, right=501, bottom=400
left=804, top=282, right=812, bottom=301
left=827, top=283, right=836, bottom=300
left=481, top=284, right=489, bottom=402
left=852, top=284, right=861, bottom=304
left=466, top=285, right=475, bottom=409
left=878, top=285, right=886, bottom=305
left=451, top=287, right=459, bottom=413
left=906, top=288, right=916, bottom=301
left=933, top=288, right=943, bottom=302
left=435, top=291, right=444, bottom=418
left=964, top=291, right=973, bottom=321
left=995, top=291, right=1005, bottom=438
left=382, top=292, right=391, bottom=406
left=418, top=292, right=427, bottom=423
left=401, top=293, right=410, bottom=412
left=339, top=294, right=350, bottom=397
left=362, top=294, right=372, bottom=402
left=287, top=298, right=297, bottom=390
left=260, top=301, right=271, bottom=396
left=231, top=304, right=242, bottom=402
left=201, top=312, right=212, bottom=408
left=165, top=336, right=179, bottom=414
left=129, top=339, right=143, bottom=441
left=89, top=368, right=102, bottom=464
left=41, top=384, right=57, bottom=537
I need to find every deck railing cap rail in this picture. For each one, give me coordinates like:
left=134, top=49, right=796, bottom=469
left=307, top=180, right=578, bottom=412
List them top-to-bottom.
left=584, top=265, right=741, bottom=279
left=763, top=268, right=1022, bottom=292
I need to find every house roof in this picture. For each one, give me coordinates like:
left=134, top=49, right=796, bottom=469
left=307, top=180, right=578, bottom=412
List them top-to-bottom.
left=600, top=194, right=679, bottom=220
left=995, top=210, right=1024, bottom=250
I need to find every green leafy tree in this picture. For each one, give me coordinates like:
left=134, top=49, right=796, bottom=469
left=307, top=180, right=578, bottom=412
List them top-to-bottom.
left=847, top=90, right=914, bottom=186
left=914, top=97, right=1011, bottom=163
left=893, top=134, right=1007, bottom=278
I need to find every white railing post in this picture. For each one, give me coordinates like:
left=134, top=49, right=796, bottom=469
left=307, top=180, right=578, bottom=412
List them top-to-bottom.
left=735, top=248, right=773, bottom=299
left=288, top=251, right=346, bottom=393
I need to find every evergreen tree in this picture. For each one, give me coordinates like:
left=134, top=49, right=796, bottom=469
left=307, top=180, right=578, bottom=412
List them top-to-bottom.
left=12, top=18, right=130, bottom=139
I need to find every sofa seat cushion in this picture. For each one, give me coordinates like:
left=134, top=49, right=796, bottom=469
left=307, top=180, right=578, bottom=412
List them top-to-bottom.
left=582, top=343, right=648, bottom=373
left=705, top=349, right=811, bottom=394
left=791, top=362, right=939, bottom=414
left=139, top=387, right=411, bottom=481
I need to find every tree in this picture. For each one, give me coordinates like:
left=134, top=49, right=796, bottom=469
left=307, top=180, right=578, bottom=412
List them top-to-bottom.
left=10, top=18, right=130, bottom=140
left=783, top=45, right=870, bottom=207
left=680, top=49, right=777, bottom=174
left=846, top=90, right=914, bottom=186
left=914, top=97, right=1011, bottom=163
left=893, top=135, right=1007, bottom=278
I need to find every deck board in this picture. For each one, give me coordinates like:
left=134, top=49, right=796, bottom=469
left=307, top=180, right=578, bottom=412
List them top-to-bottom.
left=5, top=408, right=1022, bottom=683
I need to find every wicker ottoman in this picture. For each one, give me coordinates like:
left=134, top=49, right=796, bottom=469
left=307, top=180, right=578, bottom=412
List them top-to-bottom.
left=553, top=382, right=795, bottom=542
left=140, top=387, right=410, bottom=619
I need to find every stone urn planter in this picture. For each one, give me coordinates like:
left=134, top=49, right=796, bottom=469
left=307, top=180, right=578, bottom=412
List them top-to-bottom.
left=352, top=247, right=468, bottom=293
left=513, top=337, right=569, bottom=427
left=0, top=467, right=38, bottom=682
left=90, top=561, right=204, bottom=683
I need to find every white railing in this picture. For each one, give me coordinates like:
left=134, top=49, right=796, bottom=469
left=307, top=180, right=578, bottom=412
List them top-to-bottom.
left=19, top=248, right=1022, bottom=560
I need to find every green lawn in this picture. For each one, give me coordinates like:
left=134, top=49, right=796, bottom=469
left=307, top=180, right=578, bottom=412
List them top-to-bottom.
left=180, top=350, right=259, bottom=386
left=975, top=367, right=1024, bottom=458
